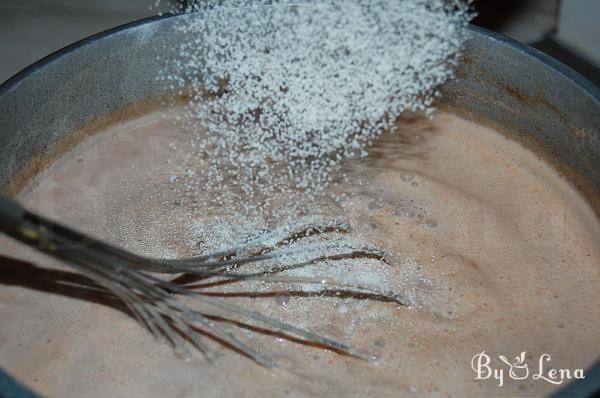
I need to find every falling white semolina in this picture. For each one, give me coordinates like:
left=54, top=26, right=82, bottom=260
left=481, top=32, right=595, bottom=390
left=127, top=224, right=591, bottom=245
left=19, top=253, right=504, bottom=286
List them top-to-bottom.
left=156, top=0, right=474, bottom=211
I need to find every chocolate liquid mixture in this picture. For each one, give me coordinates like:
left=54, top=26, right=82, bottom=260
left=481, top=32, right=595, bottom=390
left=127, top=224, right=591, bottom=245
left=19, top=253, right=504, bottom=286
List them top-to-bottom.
left=0, top=105, right=598, bottom=397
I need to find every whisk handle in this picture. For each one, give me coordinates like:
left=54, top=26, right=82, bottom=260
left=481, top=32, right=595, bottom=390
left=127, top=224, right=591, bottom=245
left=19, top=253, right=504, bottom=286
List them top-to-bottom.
left=0, top=195, right=25, bottom=235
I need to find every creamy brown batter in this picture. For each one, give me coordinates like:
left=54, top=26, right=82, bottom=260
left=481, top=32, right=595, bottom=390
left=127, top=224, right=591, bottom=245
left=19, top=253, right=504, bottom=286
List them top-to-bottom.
left=0, top=105, right=598, bottom=397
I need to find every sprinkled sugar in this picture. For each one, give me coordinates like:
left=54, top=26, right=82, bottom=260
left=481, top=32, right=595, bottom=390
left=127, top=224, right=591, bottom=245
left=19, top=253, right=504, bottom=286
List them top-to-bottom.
left=156, top=0, right=473, bottom=211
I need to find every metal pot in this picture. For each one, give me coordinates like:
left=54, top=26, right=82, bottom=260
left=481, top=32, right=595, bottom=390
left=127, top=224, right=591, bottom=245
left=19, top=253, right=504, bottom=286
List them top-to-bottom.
left=0, top=15, right=598, bottom=397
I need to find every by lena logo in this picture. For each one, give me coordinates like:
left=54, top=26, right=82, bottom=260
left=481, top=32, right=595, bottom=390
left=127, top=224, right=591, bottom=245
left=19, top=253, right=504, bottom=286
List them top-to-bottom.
left=471, top=351, right=585, bottom=387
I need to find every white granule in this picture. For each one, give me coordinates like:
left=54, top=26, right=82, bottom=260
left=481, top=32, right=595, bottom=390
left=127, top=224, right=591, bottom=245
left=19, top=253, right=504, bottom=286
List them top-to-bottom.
left=156, top=0, right=473, bottom=211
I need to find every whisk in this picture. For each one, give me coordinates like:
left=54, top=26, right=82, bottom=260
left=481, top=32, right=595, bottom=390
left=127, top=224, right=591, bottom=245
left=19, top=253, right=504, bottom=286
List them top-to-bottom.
left=0, top=194, right=398, bottom=366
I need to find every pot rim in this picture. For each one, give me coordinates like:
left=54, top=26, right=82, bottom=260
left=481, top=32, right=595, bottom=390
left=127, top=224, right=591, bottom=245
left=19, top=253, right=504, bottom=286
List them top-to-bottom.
left=0, top=15, right=598, bottom=101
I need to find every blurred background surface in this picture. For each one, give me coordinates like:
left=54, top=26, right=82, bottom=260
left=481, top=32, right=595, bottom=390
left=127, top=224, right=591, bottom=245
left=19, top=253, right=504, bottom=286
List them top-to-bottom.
left=0, top=0, right=598, bottom=85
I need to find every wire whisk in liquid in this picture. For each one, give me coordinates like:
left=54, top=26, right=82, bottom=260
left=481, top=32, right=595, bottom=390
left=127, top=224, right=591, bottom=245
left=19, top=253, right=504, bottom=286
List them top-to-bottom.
left=0, top=195, right=400, bottom=366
